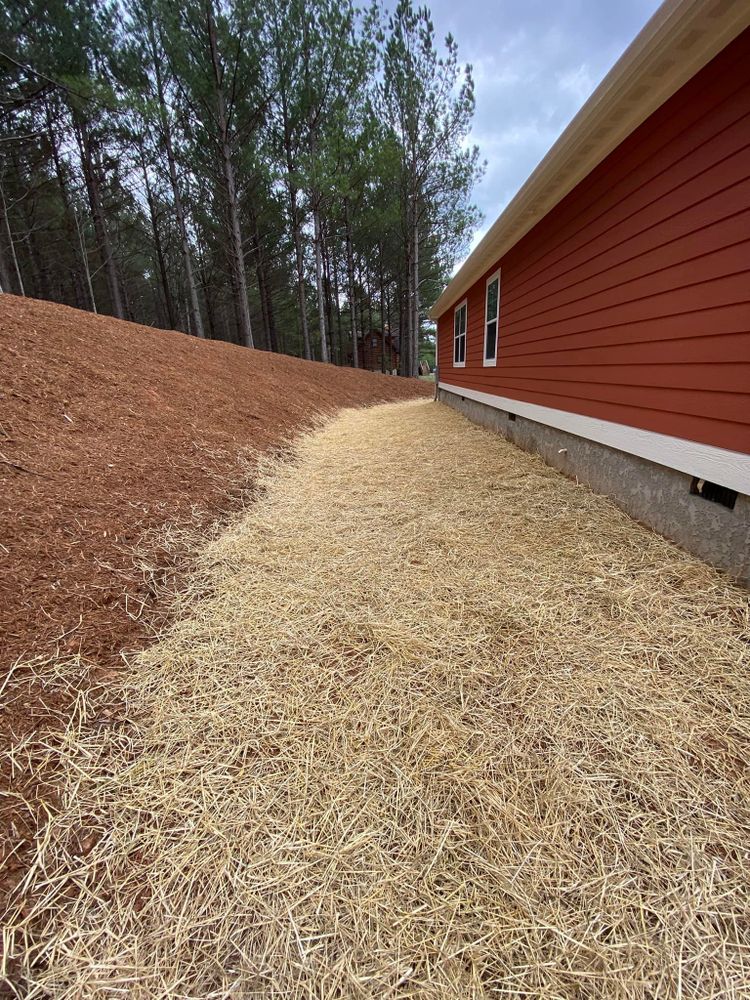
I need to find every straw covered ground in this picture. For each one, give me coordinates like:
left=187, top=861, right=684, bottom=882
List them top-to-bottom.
left=6, top=399, right=750, bottom=998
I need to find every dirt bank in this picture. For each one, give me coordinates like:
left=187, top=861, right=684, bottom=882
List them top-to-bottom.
left=0, top=294, right=430, bottom=918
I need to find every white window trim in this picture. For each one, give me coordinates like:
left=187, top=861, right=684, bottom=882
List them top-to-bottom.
left=483, top=269, right=500, bottom=367
left=453, top=298, right=467, bottom=368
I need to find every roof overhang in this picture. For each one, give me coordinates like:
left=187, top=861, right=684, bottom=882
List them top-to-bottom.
left=429, top=0, right=750, bottom=320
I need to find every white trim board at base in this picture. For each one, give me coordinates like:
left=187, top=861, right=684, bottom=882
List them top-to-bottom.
left=439, top=382, right=750, bottom=496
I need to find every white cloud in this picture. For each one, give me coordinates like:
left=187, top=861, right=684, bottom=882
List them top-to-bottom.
left=426, top=0, right=663, bottom=233
left=557, top=64, right=597, bottom=105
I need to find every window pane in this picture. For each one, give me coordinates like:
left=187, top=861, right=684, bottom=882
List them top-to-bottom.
left=486, top=279, right=498, bottom=322
left=454, top=304, right=467, bottom=363
left=485, top=320, right=497, bottom=360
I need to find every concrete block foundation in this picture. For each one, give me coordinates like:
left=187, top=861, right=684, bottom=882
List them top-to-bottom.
left=438, top=388, right=750, bottom=586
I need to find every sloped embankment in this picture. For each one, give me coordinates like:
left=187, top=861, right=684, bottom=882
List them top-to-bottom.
left=0, top=294, right=429, bottom=912
left=1, top=296, right=428, bottom=670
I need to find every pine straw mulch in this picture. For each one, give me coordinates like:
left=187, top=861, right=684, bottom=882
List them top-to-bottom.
left=4, top=399, right=750, bottom=998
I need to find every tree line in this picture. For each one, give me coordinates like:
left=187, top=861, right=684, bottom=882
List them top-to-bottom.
left=0, top=0, right=482, bottom=374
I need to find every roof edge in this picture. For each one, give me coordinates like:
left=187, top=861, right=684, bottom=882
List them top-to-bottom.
left=429, top=0, right=750, bottom=320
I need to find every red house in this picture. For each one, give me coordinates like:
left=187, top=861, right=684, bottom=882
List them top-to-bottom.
left=431, top=0, right=750, bottom=583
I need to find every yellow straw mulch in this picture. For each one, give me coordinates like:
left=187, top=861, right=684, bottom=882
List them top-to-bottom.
left=5, top=399, right=750, bottom=998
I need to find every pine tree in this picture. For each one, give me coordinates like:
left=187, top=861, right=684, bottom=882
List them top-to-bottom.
left=0, top=0, right=481, bottom=372
left=379, top=0, right=482, bottom=374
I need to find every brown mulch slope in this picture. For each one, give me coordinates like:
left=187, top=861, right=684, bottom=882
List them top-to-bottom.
left=0, top=294, right=429, bottom=917
left=1, top=295, right=428, bottom=669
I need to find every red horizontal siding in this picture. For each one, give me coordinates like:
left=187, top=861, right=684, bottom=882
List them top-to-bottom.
left=437, top=28, right=750, bottom=456
left=500, top=332, right=749, bottom=367
left=486, top=364, right=750, bottom=394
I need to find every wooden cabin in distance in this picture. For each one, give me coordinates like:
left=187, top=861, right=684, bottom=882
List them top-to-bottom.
left=430, top=0, right=750, bottom=583
left=356, top=330, right=400, bottom=374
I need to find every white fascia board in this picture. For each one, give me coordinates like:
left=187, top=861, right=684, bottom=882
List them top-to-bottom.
left=429, top=0, right=750, bottom=321
left=439, top=381, right=750, bottom=496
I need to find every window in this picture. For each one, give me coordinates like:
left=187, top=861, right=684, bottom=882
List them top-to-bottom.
left=484, top=270, right=500, bottom=366
left=453, top=299, right=467, bottom=367
left=371, top=336, right=377, bottom=348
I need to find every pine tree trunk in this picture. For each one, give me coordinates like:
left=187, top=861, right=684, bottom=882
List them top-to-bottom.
left=206, top=0, right=253, bottom=349
left=301, top=14, right=327, bottom=363
left=149, top=17, right=205, bottom=338
left=277, top=64, right=311, bottom=361
left=45, top=99, right=86, bottom=309
left=76, top=122, right=123, bottom=318
left=10, top=149, right=50, bottom=300
left=140, top=149, right=176, bottom=329
left=0, top=179, right=25, bottom=296
left=288, top=186, right=311, bottom=360
left=312, top=198, right=329, bottom=363
left=344, top=199, right=359, bottom=368
left=248, top=200, right=278, bottom=352
left=412, top=201, right=420, bottom=377
left=73, top=208, right=97, bottom=313
left=249, top=215, right=268, bottom=349
left=18, top=217, right=41, bottom=299
left=26, top=223, right=50, bottom=300
left=321, top=223, right=333, bottom=360
left=0, top=237, right=12, bottom=294
left=401, top=241, right=411, bottom=378
left=331, top=242, right=343, bottom=365
left=379, top=250, right=387, bottom=373
left=203, top=259, right=218, bottom=339
left=357, top=259, right=367, bottom=365
left=119, top=261, right=133, bottom=321
left=254, top=261, right=270, bottom=351
left=366, top=269, right=374, bottom=369
left=263, top=275, right=278, bottom=353
left=385, top=278, right=393, bottom=373
left=397, top=280, right=406, bottom=377
left=205, top=298, right=216, bottom=339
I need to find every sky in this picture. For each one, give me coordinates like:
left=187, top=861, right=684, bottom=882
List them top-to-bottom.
left=426, top=0, right=663, bottom=253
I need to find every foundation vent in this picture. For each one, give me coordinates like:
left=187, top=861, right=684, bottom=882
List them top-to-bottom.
left=690, top=477, right=737, bottom=510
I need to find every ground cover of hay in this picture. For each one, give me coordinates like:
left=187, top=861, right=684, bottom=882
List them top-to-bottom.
left=7, top=399, right=750, bottom=998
